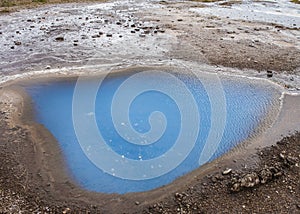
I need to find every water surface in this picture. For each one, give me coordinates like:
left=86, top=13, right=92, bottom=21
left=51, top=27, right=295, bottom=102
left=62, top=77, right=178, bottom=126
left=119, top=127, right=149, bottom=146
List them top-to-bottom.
left=26, top=71, right=279, bottom=193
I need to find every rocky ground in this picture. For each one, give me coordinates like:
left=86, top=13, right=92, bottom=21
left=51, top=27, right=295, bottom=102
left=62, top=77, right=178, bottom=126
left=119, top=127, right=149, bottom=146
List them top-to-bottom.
left=0, top=0, right=300, bottom=213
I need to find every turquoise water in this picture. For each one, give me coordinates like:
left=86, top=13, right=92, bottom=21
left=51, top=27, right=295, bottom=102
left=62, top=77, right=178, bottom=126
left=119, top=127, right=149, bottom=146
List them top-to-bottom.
left=26, top=71, right=277, bottom=193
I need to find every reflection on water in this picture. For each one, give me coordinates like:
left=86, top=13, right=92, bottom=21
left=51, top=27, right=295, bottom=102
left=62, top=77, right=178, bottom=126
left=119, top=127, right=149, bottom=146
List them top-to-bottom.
left=26, top=71, right=280, bottom=193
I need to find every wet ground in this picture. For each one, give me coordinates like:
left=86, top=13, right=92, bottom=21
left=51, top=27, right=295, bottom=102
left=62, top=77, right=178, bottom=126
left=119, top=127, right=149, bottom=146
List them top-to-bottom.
left=0, top=0, right=300, bottom=213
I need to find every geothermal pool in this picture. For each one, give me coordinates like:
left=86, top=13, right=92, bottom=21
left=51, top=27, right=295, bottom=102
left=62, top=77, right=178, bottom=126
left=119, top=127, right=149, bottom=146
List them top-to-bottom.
left=26, top=70, right=279, bottom=193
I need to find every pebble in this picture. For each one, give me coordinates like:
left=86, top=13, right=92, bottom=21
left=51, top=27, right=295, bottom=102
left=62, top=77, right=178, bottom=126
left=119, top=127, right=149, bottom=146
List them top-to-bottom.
left=55, top=36, right=64, bottom=41
left=14, top=41, right=21, bottom=46
left=267, top=70, right=273, bottom=78
left=222, top=168, right=232, bottom=175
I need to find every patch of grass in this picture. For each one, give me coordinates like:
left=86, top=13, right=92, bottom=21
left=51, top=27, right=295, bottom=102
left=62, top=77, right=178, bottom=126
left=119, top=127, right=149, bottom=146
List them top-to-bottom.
left=0, top=0, right=107, bottom=8
left=0, top=0, right=16, bottom=7
left=32, top=0, right=47, bottom=3
left=291, top=0, right=300, bottom=4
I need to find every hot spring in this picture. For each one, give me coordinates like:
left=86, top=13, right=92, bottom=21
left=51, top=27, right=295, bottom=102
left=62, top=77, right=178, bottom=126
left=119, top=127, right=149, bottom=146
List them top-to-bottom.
left=25, top=69, right=280, bottom=194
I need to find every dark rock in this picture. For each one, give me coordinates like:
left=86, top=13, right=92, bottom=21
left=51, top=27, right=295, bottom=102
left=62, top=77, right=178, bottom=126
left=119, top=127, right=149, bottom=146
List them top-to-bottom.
left=177, top=19, right=183, bottom=22
left=106, top=33, right=113, bottom=37
left=91, top=35, right=100, bottom=38
left=55, top=36, right=64, bottom=42
left=14, top=41, right=21, bottom=46
left=267, top=70, right=273, bottom=78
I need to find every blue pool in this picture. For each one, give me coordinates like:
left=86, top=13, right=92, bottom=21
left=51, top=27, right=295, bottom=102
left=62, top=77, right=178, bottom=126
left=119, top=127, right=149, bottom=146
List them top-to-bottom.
left=26, top=70, right=279, bottom=193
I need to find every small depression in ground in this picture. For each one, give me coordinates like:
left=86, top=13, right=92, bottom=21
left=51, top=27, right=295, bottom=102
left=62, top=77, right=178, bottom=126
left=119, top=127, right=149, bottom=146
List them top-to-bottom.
left=25, top=70, right=280, bottom=194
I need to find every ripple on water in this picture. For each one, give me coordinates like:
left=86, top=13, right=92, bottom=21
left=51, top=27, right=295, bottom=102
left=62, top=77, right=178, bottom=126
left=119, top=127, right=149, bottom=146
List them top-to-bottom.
left=26, top=70, right=281, bottom=193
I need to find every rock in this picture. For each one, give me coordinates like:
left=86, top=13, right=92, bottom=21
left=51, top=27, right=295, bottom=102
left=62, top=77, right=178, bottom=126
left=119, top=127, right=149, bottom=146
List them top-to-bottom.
left=177, top=18, right=183, bottom=22
left=130, top=30, right=136, bottom=33
left=106, top=33, right=113, bottom=37
left=139, top=33, right=146, bottom=37
left=91, top=35, right=100, bottom=38
left=55, top=36, right=64, bottom=41
left=14, top=41, right=21, bottom=46
left=45, top=65, right=51, bottom=69
left=267, top=70, right=273, bottom=78
left=222, top=168, right=232, bottom=175
left=259, top=168, right=273, bottom=184
left=231, top=172, right=260, bottom=192
left=241, top=172, right=260, bottom=187
left=135, top=201, right=140, bottom=205
left=62, top=208, right=71, bottom=214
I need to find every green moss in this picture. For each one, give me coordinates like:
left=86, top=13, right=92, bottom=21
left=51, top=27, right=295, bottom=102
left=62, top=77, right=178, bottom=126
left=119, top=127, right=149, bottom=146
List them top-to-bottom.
left=32, top=0, right=47, bottom=3
left=291, top=0, right=300, bottom=4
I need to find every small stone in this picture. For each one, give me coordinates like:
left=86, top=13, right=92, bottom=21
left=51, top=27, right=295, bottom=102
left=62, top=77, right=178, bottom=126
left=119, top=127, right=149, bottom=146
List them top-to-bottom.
left=177, top=18, right=183, bottom=22
left=106, top=33, right=113, bottom=37
left=55, top=36, right=64, bottom=41
left=14, top=41, right=21, bottom=46
left=46, top=65, right=51, bottom=69
left=267, top=70, right=273, bottom=78
left=222, top=168, right=232, bottom=175
left=135, top=201, right=140, bottom=205
left=62, top=208, right=71, bottom=214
